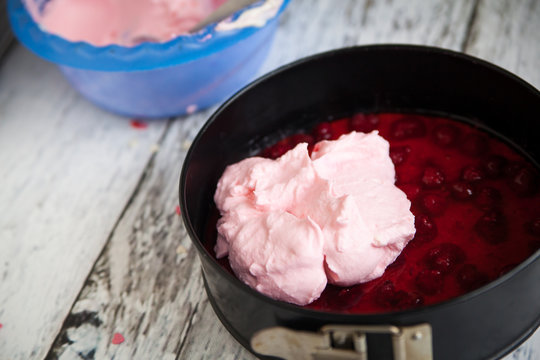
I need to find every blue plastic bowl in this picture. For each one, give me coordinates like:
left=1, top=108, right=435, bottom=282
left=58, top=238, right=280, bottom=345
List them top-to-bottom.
left=8, top=0, right=290, bottom=118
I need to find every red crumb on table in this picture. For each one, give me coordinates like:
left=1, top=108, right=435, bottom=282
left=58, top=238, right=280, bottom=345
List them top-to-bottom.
left=186, top=104, right=198, bottom=114
left=130, top=119, right=148, bottom=129
left=175, top=205, right=181, bottom=216
left=0, top=323, right=3, bottom=329
left=111, top=332, right=125, bottom=345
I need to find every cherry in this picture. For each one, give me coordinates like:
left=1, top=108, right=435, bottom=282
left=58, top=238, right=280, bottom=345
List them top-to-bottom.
left=349, top=113, right=379, bottom=133
left=390, top=116, right=427, bottom=140
left=329, top=118, right=351, bottom=140
left=312, top=122, right=333, bottom=142
left=432, top=124, right=460, bottom=147
left=289, top=133, right=314, bottom=147
left=460, top=133, right=489, bottom=157
left=263, top=140, right=292, bottom=159
left=390, top=146, right=411, bottom=166
left=484, top=155, right=507, bottom=178
left=504, top=161, right=523, bottom=177
left=507, top=164, right=539, bottom=196
left=461, top=165, right=485, bottom=182
left=421, top=166, right=445, bottom=188
left=451, top=181, right=475, bottom=201
left=398, top=183, right=421, bottom=201
left=474, top=186, right=502, bottom=210
left=419, top=193, right=447, bottom=216
left=474, top=210, right=508, bottom=244
left=414, top=214, right=438, bottom=243
left=423, top=243, right=466, bottom=274
left=387, top=253, right=406, bottom=270
left=456, top=264, right=489, bottom=291
left=415, top=269, right=444, bottom=295
left=375, top=281, right=397, bottom=307
left=375, top=282, right=424, bottom=310
left=332, top=285, right=364, bottom=310
left=394, top=291, right=424, bottom=309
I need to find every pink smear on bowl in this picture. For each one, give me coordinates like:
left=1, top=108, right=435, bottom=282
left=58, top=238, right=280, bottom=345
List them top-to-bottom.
left=25, top=0, right=227, bottom=46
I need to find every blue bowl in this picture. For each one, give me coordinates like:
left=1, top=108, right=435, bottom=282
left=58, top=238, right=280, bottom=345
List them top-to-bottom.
left=8, top=0, right=290, bottom=118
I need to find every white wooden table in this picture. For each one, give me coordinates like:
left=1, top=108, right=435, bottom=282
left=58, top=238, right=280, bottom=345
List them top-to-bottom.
left=1, top=0, right=539, bottom=359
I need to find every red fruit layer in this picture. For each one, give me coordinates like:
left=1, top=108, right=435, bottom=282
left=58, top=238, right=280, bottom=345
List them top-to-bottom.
left=206, top=112, right=540, bottom=314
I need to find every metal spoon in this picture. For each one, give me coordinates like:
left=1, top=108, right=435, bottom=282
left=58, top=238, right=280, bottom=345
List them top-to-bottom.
left=189, top=0, right=260, bottom=33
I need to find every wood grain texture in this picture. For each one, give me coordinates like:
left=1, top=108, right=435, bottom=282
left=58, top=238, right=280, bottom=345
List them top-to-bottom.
left=258, top=0, right=476, bottom=75
left=465, top=0, right=540, bottom=89
left=0, top=46, right=168, bottom=360
left=47, top=111, right=216, bottom=360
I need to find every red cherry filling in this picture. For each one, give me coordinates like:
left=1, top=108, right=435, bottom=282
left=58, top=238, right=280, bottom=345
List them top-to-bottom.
left=212, top=112, right=539, bottom=314
left=350, top=113, right=379, bottom=132
left=390, top=116, right=426, bottom=140
left=329, top=118, right=351, bottom=140
left=313, top=119, right=352, bottom=142
left=312, top=122, right=333, bottom=142
left=431, top=123, right=460, bottom=147
left=289, top=133, right=315, bottom=147
left=460, top=133, right=489, bottom=157
left=263, top=140, right=292, bottom=159
left=390, top=146, right=411, bottom=166
left=484, top=155, right=507, bottom=178
left=506, top=164, right=539, bottom=196
left=461, top=165, right=484, bottom=182
left=421, top=166, right=445, bottom=188
left=451, top=181, right=475, bottom=200
left=398, top=183, right=421, bottom=201
left=474, top=186, right=502, bottom=210
left=419, top=193, right=447, bottom=216
left=474, top=210, right=508, bottom=244
left=413, top=214, right=438, bottom=243
left=423, top=243, right=466, bottom=274
left=386, top=253, right=406, bottom=269
left=456, top=264, right=489, bottom=291
left=415, top=269, right=444, bottom=295
left=375, top=280, right=397, bottom=307
left=375, top=281, right=424, bottom=309
left=324, top=285, right=364, bottom=310
left=394, top=291, right=424, bottom=309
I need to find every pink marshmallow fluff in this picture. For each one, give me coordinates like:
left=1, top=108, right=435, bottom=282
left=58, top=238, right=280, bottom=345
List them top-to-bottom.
left=25, top=0, right=227, bottom=47
left=214, top=131, right=416, bottom=305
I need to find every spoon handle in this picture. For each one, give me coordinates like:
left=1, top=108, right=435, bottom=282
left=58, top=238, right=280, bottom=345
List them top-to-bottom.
left=189, top=0, right=260, bottom=33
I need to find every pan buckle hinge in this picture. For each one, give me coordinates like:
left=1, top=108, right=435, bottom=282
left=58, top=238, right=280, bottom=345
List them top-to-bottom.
left=251, top=323, right=432, bottom=360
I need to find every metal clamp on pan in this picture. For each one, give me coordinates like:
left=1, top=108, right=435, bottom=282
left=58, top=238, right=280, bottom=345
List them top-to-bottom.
left=251, top=323, right=432, bottom=360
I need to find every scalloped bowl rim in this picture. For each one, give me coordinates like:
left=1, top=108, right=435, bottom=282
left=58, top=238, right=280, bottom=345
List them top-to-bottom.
left=8, top=0, right=290, bottom=71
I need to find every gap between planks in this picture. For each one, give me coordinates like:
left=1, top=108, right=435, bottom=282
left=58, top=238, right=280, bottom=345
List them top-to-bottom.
left=44, top=117, right=175, bottom=359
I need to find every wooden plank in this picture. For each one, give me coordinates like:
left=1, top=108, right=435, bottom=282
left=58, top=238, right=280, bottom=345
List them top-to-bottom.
left=48, top=0, right=488, bottom=359
left=259, top=0, right=476, bottom=74
left=465, top=0, right=540, bottom=89
left=0, top=46, right=168, bottom=360
left=48, top=110, right=215, bottom=360
left=179, top=297, right=254, bottom=360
